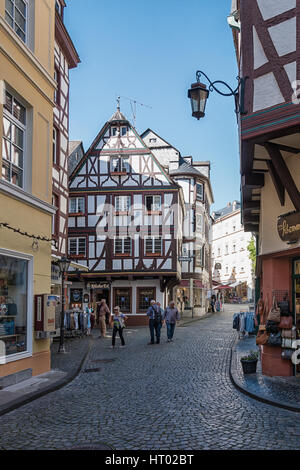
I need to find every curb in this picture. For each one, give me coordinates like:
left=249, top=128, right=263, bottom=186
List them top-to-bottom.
left=229, top=335, right=300, bottom=413
left=0, top=338, right=93, bottom=417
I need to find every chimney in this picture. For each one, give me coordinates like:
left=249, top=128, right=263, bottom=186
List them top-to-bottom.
left=233, top=200, right=237, bottom=210
left=227, top=202, right=231, bottom=207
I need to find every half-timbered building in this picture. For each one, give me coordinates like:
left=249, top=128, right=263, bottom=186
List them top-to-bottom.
left=51, top=0, right=80, bottom=295
left=230, top=0, right=300, bottom=376
left=67, top=108, right=185, bottom=325
left=142, top=130, right=214, bottom=316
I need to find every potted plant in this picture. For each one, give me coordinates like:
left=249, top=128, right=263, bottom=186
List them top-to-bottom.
left=240, top=350, right=259, bottom=374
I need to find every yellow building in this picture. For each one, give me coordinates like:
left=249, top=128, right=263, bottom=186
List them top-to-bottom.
left=0, top=0, right=57, bottom=382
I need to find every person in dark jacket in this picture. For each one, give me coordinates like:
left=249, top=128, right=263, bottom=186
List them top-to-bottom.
left=146, top=300, right=162, bottom=345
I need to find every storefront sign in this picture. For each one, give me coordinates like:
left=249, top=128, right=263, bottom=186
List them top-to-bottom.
left=278, top=211, right=300, bottom=242
left=178, top=256, right=193, bottom=262
left=87, top=282, right=110, bottom=289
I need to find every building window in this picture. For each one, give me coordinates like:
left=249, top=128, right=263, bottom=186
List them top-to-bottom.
left=5, top=0, right=27, bottom=43
left=54, top=67, right=60, bottom=105
left=2, top=90, right=26, bottom=188
left=52, top=126, right=59, bottom=166
left=111, top=127, right=117, bottom=136
left=121, top=127, right=127, bottom=136
left=149, top=138, right=157, bottom=143
left=111, top=156, right=130, bottom=173
left=196, top=183, right=204, bottom=201
left=52, top=193, right=59, bottom=237
left=115, top=195, right=131, bottom=212
left=145, top=195, right=161, bottom=212
left=69, top=197, right=85, bottom=214
left=196, top=214, right=203, bottom=234
left=233, top=225, right=236, bottom=232
left=68, top=237, right=86, bottom=257
left=114, top=237, right=131, bottom=255
left=145, top=237, right=162, bottom=255
left=233, top=244, right=236, bottom=253
left=225, top=245, right=229, bottom=255
left=195, top=247, right=203, bottom=267
left=217, top=248, right=221, bottom=257
left=0, top=252, right=30, bottom=359
left=225, top=266, right=229, bottom=274
left=137, top=287, right=156, bottom=313
left=114, top=288, right=131, bottom=313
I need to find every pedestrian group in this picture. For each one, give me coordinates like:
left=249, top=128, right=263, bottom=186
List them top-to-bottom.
left=94, top=298, right=180, bottom=349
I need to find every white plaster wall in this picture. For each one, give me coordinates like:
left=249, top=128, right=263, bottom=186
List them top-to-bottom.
left=257, top=0, right=296, bottom=21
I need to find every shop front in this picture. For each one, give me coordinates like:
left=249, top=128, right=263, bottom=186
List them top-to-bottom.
left=175, top=279, right=208, bottom=317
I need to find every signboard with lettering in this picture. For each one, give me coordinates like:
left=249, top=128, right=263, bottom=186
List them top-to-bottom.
left=277, top=211, right=300, bottom=242
left=87, top=282, right=110, bottom=289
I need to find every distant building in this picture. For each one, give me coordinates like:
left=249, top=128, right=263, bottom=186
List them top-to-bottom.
left=68, top=141, right=85, bottom=176
left=211, top=201, right=254, bottom=301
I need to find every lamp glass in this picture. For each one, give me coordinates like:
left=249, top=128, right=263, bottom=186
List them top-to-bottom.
left=188, top=82, right=209, bottom=119
left=58, top=257, right=70, bottom=274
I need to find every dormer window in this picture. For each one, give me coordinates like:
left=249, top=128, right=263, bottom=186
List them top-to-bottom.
left=111, top=127, right=117, bottom=136
left=121, top=127, right=128, bottom=136
left=149, top=138, right=157, bottom=143
left=111, top=156, right=130, bottom=174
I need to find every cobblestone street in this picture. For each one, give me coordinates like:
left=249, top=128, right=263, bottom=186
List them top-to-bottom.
left=0, top=305, right=300, bottom=450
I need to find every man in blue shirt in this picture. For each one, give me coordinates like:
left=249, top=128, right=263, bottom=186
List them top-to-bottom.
left=146, top=300, right=162, bottom=345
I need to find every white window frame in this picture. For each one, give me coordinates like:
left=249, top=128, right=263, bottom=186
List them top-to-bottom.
left=5, top=0, right=28, bottom=44
left=2, top=90, right=26, bottom=189
left=121, top=126, right=127, bottom=136
left=111, top=127, right=117, bottom=136
left=111, top=156, right=130, bottom=173
left=196, top=182, right=204, bottom=201
left=115, top=195, right=131, bottom=212
left=145, top=195, right=161, bottom=212
left=69, top=197, right=85, bottom=214
left=145, top=236, right=162, bottom=255
left=68, top=237, right=86, bottom=256
left=114, top=237, right=131, bottom=255
left=0, top=248, right=33, bottom=364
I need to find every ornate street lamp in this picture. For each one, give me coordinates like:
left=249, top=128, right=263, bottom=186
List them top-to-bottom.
left=188, top=70, right=248, bottom=120
left=57, top=256, right=71, bottom=353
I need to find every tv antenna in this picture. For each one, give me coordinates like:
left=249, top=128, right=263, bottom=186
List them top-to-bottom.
left=117, top=94, right=152, bottom=127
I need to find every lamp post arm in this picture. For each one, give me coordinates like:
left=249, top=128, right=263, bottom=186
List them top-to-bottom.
left=196, top=70, right=241, bottom=96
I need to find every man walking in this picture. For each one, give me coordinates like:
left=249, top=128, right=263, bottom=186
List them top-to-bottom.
left=96, top=298, right=111, bottom=338
left=146, top=300, right=162, bottom=344
left=163, top=300, right=180, bottom=343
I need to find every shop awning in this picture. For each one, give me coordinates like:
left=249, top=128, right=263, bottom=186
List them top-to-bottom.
left=51, top=255, right=89, bottom=272
left=228, top=281, right=242, bottom=288
left=212, top=284, right=232, bottom=290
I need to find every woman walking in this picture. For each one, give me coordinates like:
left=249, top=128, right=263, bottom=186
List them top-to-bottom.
left=163, top=301, right=180, bottom=343
left=110, top=306, right=127, bottom=349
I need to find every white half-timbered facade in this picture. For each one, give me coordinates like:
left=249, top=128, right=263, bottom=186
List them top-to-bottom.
left=68, top=109, right=185, bottom=324
left=142, top=130, right=214, bottom=316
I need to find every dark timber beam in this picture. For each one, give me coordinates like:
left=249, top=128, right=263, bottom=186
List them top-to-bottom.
left=264, top=142, right=300, bottom=212
left=258, top=143, right=300, bottom=155
left=266, top=160, right=285, bottom=206
left=242, top=173, right=265, bottom=188
left=243, top=200, right=261, bottom=211
left=243, top=214, right=260, bottom=224
left=244, top=223, right=259, bottom=233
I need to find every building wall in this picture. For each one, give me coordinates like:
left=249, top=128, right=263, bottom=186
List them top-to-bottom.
left=0, top=0, right=55, bottom=378
left=212, top=209, right=253, bottom=295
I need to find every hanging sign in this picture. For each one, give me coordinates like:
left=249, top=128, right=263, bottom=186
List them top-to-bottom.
left=277, top=211, right=300, bottom=242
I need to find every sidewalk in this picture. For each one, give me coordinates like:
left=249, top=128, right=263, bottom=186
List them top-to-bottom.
left=0, top=333, right=93, bottom=417
left=230, top=334, right=300, bottom=412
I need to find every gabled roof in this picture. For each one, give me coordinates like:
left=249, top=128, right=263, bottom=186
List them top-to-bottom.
left=141, top=128, right=181, bottom=155
left=68, top=140, right=82, bottom=156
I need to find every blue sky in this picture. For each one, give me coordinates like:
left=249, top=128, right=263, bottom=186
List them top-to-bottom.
left=65, top=0, right=240, bottom=211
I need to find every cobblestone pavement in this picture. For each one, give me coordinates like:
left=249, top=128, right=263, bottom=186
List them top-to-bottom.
left=0, top=305, right=300, bottom=450
left=232, top=334, right=300, bottom=410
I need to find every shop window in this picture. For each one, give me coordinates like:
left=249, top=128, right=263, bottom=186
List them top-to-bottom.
left=5, top=0, right=28, bottom=43
left=2, top=90, right=26, bottom=188
left=115, top=195, right=131, bottom=212
left=145, top=195, right=161, bottom=212
left=69, top=197, right=85, bottom=214
left=69, top=237, right=86, bottom=257
left=114, top=237, right=131, bottom=255
left=145, top=237, right=162, bottom=255
left=0, top=252, right=30, bottom=360
left=137, top=287, right=156, bottom=313
left=114, top=288, right=131, bottom=313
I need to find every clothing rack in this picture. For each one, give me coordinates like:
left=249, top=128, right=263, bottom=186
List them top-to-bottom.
left=63, top=310, right=91, bottom=338
left=233, top=311, right=256, bottom=339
